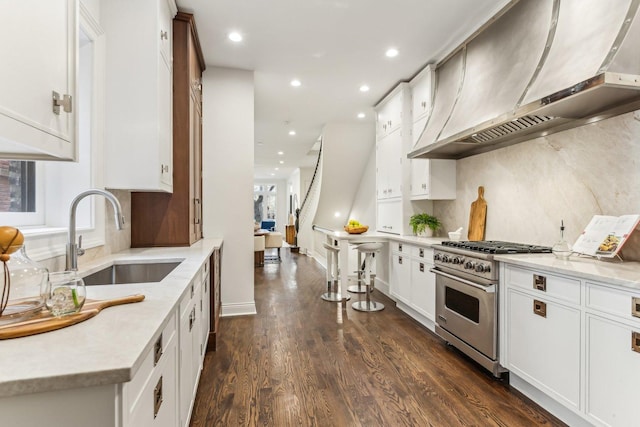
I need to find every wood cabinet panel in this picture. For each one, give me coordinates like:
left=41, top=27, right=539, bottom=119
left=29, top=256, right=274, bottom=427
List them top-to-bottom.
left=131, top=12, right=205, bottom=247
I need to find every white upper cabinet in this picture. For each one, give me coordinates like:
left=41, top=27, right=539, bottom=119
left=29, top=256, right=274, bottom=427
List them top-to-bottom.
left=0, top=0, right=77, bottom=160
left=102, top=0, right=177, bottom=192
left=410, top=64, right=434, bottom=127
left=376, top=90, right=404, bottom=139
left=410, top=158, right=456, bottom=200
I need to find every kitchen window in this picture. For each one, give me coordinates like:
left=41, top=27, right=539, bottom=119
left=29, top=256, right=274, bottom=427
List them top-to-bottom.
left=0, top=12, right=108, bottom=261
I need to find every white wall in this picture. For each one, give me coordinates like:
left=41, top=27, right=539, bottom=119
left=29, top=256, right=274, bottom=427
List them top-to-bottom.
left=202, top=67, right=256, bottom=317
left=434, top=109, right=640, bottom=250
left=311, top=122, right=375, bottom=257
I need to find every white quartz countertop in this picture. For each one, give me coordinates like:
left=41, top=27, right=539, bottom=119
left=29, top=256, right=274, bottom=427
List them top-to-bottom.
left=314, top=226, right=445, bottom=246
left=0, top=238, right=222, bottom=398
left=496, top=253, right=640, bottom=290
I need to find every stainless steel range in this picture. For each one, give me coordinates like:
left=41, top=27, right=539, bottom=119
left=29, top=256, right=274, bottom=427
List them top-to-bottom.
left=432, top=241, right=551, bottom=377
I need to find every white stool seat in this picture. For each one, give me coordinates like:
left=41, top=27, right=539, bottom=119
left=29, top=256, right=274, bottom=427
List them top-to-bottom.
left=355, top=242, right=384, bottom=252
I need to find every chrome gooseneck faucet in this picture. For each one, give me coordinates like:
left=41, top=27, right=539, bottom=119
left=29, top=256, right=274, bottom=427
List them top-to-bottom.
left=66, top=189, right=125, bottom=271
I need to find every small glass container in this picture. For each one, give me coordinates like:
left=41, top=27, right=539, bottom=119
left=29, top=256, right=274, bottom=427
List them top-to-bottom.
left=552, top=220, right=572, bottom=259
left=0, top=245, right=49, bottom=325
left=46, top=271, right=86, bottom=317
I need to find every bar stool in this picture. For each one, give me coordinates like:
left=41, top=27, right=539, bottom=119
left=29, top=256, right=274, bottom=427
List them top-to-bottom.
left=321, top=242, right=350, bottom=302
left=352, top=242, right=384, bottom=312
left=347, top=243, right=369, bottom=294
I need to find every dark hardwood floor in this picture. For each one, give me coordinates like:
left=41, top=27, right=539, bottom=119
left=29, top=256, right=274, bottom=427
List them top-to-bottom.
left=191, top=248, right=565, bottom=426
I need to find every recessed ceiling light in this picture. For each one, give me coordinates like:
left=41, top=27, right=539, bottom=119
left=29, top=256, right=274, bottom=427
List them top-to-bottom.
left=228, top=31, right=243, bottom=42
left=385, top=48, right=399, bottom=58
left=290, top=79, right=301, bottom=87
left=359, top=85, right=370, bottom=92
left=357, top=112, right=366, bottom=119
left=289, top=130, right=296, bottom=136
left=277, top=151, right=284, bottom=155
left=279, top=160, right=284, bottom=164
left=275, top=167, right=279, bottom=171
left=270, top=173, right=275, bottom=176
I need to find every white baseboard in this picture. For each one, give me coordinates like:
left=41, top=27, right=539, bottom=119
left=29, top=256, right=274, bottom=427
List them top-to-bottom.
left=221, top=302, right=257, bottom=317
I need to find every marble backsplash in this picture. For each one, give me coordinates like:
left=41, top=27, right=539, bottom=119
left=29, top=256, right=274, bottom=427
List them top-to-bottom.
left=433, top=110, right=640, bottom=252
left=38, top=190, right=132, bottom=272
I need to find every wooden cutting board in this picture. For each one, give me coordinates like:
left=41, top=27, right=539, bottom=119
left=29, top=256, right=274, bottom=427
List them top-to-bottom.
left=468, top=186, right=487, bottom=241
left=0, top=294, right=145, bottom=340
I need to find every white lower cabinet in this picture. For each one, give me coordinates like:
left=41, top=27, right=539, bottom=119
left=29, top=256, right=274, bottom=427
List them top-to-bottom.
left=389, top=243, right=436, bottom=328
left=390, top=251, right=411, bottom=305
left=411, top=257, right=435, bottom=321
left=502, top=263, right=640, bottom=427
left=179, top=276, right=203, bottom=427
left=505, top=289, right=581, bottom=410
left=122, top=311, right=178, bottom=427
left=586, top=314, right=640, bottom=427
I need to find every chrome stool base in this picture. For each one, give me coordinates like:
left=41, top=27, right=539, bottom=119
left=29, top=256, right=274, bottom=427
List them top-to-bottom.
left=347, top=284, right=366, bottom=294
left=321, top=292, right=349, bottom=302
left=352, top=300, right=384, bottom=312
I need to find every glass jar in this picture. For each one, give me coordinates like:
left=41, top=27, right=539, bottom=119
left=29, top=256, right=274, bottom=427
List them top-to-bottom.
left=0, top=245, right=49, bottom=325
left=46, top=271, right=86, bottom=317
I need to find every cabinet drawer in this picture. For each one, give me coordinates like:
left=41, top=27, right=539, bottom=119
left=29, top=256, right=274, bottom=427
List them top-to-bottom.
left=390, top=241, right=411, bottom=254
left=410, top=246, right=433, bottom=261
left=505, top=266, right=580, bottom=304
left=586, top=282, right=640, bottom=325
left=125, top=311, right=177, bottom=416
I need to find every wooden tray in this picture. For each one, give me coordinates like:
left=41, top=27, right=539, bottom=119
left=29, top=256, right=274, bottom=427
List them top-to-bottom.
left=0, top=294, right=145, bottom=340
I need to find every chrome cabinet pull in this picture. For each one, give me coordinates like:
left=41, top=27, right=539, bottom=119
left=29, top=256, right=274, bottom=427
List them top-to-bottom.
left=160, top=30, right=168, bottom=40
left=52, top=91, right=72, bottom=114
left=194, top=198, right=201, bottom=224
left=398, top=244, right=402, bottom=252
left=419, top=248, right=424, bottom=258
left=419, top=263, right=424, bottom=272
left=533, top=274, right=547, bottom=292
left=632, top=297, right=640, bottom=318
left=533, top=299, right=547, bottom=318
left=632, top=332, right=640, bottom=353
left=153, top=333, right=163, bottom=366
left=153, top=376, right=163, bottom=418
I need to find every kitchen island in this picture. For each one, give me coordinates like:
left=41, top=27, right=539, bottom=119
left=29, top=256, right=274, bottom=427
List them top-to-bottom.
left=0, top=238, right=222, bottom=427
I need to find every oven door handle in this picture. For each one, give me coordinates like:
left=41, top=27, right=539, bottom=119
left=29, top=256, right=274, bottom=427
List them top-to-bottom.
left=430, top=268, right=496, bottom=293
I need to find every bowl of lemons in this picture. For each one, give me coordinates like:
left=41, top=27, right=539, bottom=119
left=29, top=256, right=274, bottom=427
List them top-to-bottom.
left=344, top=219, right=368, bottom=234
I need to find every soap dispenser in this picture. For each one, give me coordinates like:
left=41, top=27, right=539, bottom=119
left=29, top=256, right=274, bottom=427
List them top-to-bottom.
left=552, top=220, right=572, bottom=259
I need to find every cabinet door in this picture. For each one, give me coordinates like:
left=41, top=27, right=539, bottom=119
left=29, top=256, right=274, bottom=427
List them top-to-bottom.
left=0, top=0, right=76, bottom=160
left=159, top=56, right=173, bottom=188
left=410, top=65, right=434, bottom=122
left=376, top=90, right=403, bottom=138
left=191, top=92, right=203, bottom=241
left=377, top=130, right=402, bottom=200
left=410, top=159, right=428, bottom=198
left=410, top=159, right=456, bottom=200
left=376, top=199, right=402, bottom=234
left=390, top=253, right=411, bottom=305
left=411, top=260, right=435, bottom=321
left=200, top=262, right=211, bottom=350
left=179, top=289, right=195, bottom=427
left=505, top=289, right=581, bottom=411
left=586, top=314, right=640, bottom=427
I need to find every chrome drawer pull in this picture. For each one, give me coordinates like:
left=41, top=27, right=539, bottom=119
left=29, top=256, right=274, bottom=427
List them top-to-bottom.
left=398, top=243, right=403, bottom=252
left=419, top=248, right=424, bottom=258
left=398, top=256, right=403, bottom=265
left=419, top=263, right=424, bottom=272
left=533, top=274, right=547, bottom=292
left=632, top=297, right=640, bottom=318
left=533, top=300, right=547, bottom=318
left=632, top=332, right=640, bottom=353
left=153, top=333, right=163, bottom=366
left=153, top=376, right=163, bottom=419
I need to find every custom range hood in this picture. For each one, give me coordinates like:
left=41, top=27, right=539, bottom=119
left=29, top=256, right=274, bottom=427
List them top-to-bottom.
left=408, top=0, right=640, bottom=160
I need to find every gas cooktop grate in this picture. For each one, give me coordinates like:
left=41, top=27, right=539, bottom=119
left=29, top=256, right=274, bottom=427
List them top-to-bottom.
left=441, top=240, right=552, bottom=254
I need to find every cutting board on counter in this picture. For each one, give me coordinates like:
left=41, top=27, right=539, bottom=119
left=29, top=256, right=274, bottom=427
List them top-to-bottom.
left=468, top=186, right=487, bottom=241
left=0, top=294, right=145, bottom=340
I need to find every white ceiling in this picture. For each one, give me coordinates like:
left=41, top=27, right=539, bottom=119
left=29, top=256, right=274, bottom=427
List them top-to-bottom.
left=176, top=0, right=513, bottom=181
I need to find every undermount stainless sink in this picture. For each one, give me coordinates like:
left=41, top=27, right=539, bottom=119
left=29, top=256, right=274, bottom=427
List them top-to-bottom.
left=82, top=261, right=182, bottom=286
